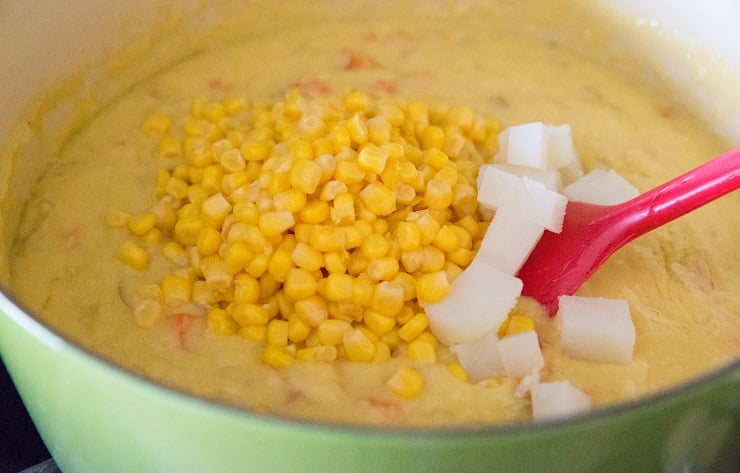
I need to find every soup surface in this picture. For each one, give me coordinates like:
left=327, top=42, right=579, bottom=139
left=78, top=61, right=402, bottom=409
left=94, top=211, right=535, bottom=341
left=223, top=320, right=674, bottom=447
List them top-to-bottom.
left=8, top=1, right=739, bottom=425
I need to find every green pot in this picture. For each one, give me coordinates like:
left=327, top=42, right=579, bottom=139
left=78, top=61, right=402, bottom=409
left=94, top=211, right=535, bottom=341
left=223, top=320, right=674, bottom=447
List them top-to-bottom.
left=1, top=1, right=738, bottom=471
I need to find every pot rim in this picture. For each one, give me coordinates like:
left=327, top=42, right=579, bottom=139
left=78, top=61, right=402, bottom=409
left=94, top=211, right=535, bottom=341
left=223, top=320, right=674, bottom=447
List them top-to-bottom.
left=2, top=282, right=737, bottom=438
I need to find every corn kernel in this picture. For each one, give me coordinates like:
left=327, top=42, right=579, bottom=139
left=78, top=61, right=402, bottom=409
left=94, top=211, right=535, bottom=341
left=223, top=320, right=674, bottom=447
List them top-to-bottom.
left=421, top=126, right=446, bottom=151
left=290, top=159, right=323, bottom=194
left=335, top=160, right=366, bottom=184
left=424, top=177, right=453, bottom=210
left=298, top=200, right=330, bottom=224
left=259, top=210, right=295, bottom=237
left=174, top=215, right=204, bottom=246
left=433, top=224, right=460, bottom=253
left=196, top=226, right=222, bottom=256
left=117, top=240, right=150, bottom=270
left=291, top=242, right=324, bottom=272
left=419, top=245, right=446, bottom=273
left=366, top=256, right=400, bottom=281
left=284, top=267, right=318, bottom=301
left=416, top=270, right=450, bottom=304
left=323, top=273, right=353, bottom=301
left=160, top=274, right=191, bottom=306
left=370, top=281, right=404, bottom=316
left=294, top=295, right=328, bottom=327
left=133, top=299, right=162, bottom=329
left=232, top=303, right=270, bottom=326
left=208, top=308, right=237, bottom=336
left=363, top=309, right=396, bottom=336
left=398, top=313, right=429, bottom=342
left=498, top=314, right=536, bottom=338
left=288, top=316, right=312, bottom=343
left=266, top=319, right=290, bottom=346
left=318, top=319, right=353, bottom=346
left=239, top=325, right=267, bottom=342
left=342, top=328, right=377, bottom=362
left=262, top=345, right=294, bottom=368
left=296, top=345, right=338, bottom=362
left=447, top=363, right=469, bottom=383
left=387, top=367, right=424, bottom=400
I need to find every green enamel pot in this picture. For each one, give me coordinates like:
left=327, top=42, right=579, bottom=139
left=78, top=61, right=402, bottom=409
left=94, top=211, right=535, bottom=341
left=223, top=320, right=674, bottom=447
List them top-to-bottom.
left=1, top=1, right=738, bottom=471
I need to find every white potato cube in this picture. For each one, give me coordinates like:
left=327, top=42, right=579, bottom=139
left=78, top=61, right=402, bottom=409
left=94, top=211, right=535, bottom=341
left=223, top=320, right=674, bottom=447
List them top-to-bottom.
left=496, top=122, right=550, bottom=169
left=546, top=124, right=578, bottom=169
left=491, top=163, right=562, bottom=192
left=477, top=166, right=568, bottom=233
left=563, top=169, right=639, bottom=205
left=476, top=207, right=544, bottom=275
left=425, top=259, right=522, bottom=345
left=558, top=295, right=636, bottom=364
left=450, top=330, right=505, bottom=380
left=498, top=330, right=545, bottom=377
left=531, top=381, right=592, bottom=421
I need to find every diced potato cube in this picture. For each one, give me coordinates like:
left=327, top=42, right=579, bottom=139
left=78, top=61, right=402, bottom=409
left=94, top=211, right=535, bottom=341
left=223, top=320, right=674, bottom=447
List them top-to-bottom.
left=495, top=122, right=549, bottom=169
left=546, top=124, right=578, bottom=169
left=490, top=163, right=562, bottom=192
left=477, top=166, right=568, bottom=232
left=562, top=169, right=639, bottom=205
left=476, top=207, right=544, bottom=275
left=425, top=258, right=522, bottom=345
left=558, top=295, right=636, bottom=364
left=450, top=330, right=505, bottom=380
left=497, top=330, right=544, bottom=377
left=530, top=381, right=591, bottom=421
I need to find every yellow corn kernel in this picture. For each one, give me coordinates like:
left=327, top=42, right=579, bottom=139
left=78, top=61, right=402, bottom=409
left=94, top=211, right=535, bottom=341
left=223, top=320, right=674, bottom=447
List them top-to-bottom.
left=343, top=91, right=370, bottom=111
left=142, top=113, right=171, bottom=136
left=346, top=113, right=368, bottom=146
left=330, top=124, right=352, bottom=152
left=421, top=126, right=446, bottom=151
left=158, top=136, right=182, bottom=158
left=290, top=139, right=314, bottom=161
left=241, top=141, right=270, bottom=162
left=357, top=143, right=389, bottom=174
left=290, top=159, right=323, bottom=194
left=334, top=160, right=366, bottom=184
left=201, top=165, right=224, bottom=194
left=268, top=171, right=292, bottom=196
left=424, top=177, right=453, bottom=210
left=319, top=180, right=348, bottom=201
left=359, top=182, right=396, bottom=217
left=331, top=192, right=355, bottom=225
left=298, top=200, right=330, bottom=224
left=232, top=201, right=260, bottom=225
left=106, top=210, right=131, bottom=228
left=259, top=210, right=295, bottom=237
left=127, top=212, right=157, bottom=237
left=416, top=213, right=441, bottom=245
left=174, top=215, right=204, bottom=247
left=396, top=221, right=421, bottom=251
left=308, top=224, right=345, bottom=252
left=433, top=224, right=460, bottom=253
left=342, top=225, right=365, bottom=250
left=196, top=226, right=222, bottom=256
left=360, top=233, right=389, bottom=260
left=117, top=240, right=149, bottom=270
left=161, top=241, right=189, bottom=267
left=220, top=242, right=253, bottom=273
left=291, top=242, right=324, bottom=272
left=419, top=245, right=446, bottom=273
left=267, top=247, right=294, bottom=282
left=446, top=248, right=476, bottom=268
left=319, top=251, right=343, bottom=275
left=244, top=253, right=269, bottom=279
left=366, top=256, right=400, bottom=281
left=443, top=260, right=465, bottom=283
left=283, top=267, right=318, bottom=301
left=416, top=270, right=450, bottom=304
left=391, top=272, right=417, bottom=302
left=260, top=273, right=281, bottom=299
left=321, top=273, right=352, bottom=302
left=160, top=274, right=191, bottom=306
left=351, top=274, right=373, bottom=307
left=191, top=280, right=221, bottom=305
left=370, top=281, right=404, bottom=316
left=274, top=290, right=295, bottom=318
left=294, top=295, right=328, bottom=327
left=133, top=299, right=162, bottom=329
left=232, top=303, right=270, bottom=326
left=207, top=308, right=237, bottom=336
left=364, top=309, right=396, bottom=337
left=398, top=313, right=429, bottom=342
left=498, top=314, right=536, bottom=338
left=288, top=316, right=312, bottom=344
left=318, top=318, right=353, bottom=346
left=266, top=319, right=290, bottom=346
left=239, top=325, right=267, bottom=342
left=342, top=328, right=377, bottom=362
left=407, top=338, right=437, bottom=364
left=372, top=340, right=391, bottom=362
left=262, top=345, right=294, bottom=369
left=296, top=345, right=338, bottom=362
left=447, top=363, right=469, bottom=383
left=387, top=367, right=424, bottom=400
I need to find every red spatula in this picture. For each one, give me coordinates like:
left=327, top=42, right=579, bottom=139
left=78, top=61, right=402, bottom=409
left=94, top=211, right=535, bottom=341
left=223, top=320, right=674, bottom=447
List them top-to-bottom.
left=517, top=147, right=740, bottom=315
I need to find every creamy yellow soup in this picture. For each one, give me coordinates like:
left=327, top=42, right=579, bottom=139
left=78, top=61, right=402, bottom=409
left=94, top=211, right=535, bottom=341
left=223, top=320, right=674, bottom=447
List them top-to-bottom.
left=7, top=1, right=739, bottom=426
